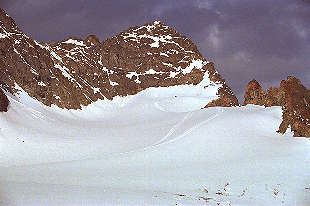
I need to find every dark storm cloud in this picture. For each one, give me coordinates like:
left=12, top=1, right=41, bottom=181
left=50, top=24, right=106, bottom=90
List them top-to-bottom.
left=0, top=0, right=10, bottom=7
left=1, top=0, right=309, bottom=100
left=2, top=0, right=181, bottom=42
left=158, top=0, right=310, bottom=97
left=204, top=0, right=310, bottom=97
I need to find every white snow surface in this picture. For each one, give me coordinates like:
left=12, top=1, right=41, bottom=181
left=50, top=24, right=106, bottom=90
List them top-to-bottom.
left=122, top=23, right=181, bottom=50
left=0, top=31, right=8, bottom=39
left=63, top=39, right=85, bottom=46
left=50, top=51, right=62, bottom=61
left=54, top=64, right=75, bottom=81
left=0, top=83, right=309, bottom=206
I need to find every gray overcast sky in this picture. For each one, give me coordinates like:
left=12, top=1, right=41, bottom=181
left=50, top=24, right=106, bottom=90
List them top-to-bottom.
left=1, top=0, right=309, bottom=100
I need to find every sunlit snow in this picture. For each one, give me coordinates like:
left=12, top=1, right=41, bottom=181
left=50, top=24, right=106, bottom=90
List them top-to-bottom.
left=0, top=33, right=6, bottom=38
left=63, top=39, right=85, bottom=46
left=50, top=51, right=62, bottom=61
left=54, top=64, right=75, bottom=81
left=0, top=80, right=309, bottom=206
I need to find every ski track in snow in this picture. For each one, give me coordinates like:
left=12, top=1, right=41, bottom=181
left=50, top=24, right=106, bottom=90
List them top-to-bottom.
left=109, top=107, right=221, bottom=156
left=152, top=108, right=223, bottom=147
left=153, top=111, right=194, bottom=146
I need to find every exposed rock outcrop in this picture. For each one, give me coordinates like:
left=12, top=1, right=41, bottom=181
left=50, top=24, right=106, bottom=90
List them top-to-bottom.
left=0, top=8, right=238, bottom=110
left=204, top=63, right=239, bottom=107
left=243, top=77, right=310, bottom=137
left=277, top=77, right=310, bottom=137
left=242, top=79, right=266, bottom=106
left=243, top=79, right=285, bottom=107
left=0, top=89, right=9, bottom=112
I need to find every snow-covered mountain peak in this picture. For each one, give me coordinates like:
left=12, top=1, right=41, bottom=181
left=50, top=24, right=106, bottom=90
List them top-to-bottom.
left=0, top=8, right=239, bottom=110
left=0, top=8, right=309, bottom=206
left=0, top=8, right=22, bottom=37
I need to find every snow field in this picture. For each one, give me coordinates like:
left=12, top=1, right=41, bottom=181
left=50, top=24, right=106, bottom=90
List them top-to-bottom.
left=0, top=83, right=309, bottom=205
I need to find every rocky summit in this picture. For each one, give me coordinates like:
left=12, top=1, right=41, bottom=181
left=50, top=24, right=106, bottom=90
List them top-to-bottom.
left=0, top=8, right=238, bottom=110
left=1, top=8, right=309, bottom=138
left=243, top=76, right=310, bottom=137
left=243, top=79, right=285, bottom=107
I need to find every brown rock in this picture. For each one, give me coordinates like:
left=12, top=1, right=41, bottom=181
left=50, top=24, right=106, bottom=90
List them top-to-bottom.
left=0, top=9, right=238, bottom=110
left=86, top=34, right=101, bottom=46
left=204, top=63, right=239, bottom=107
left=243, top=76, right=310, bottom=137
left=277, top=76, right=310, bottom=137
left=242, top=79, right=266, bottom=106
left=264, top=87, right=285, bottom=107
left=0, top=89, right=9, bottom=112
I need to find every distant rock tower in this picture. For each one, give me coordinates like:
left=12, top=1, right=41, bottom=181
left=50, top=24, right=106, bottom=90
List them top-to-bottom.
left=243, top=76, right=310, bottom=137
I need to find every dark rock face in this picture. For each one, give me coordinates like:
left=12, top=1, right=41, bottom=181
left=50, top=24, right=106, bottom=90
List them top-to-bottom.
left=0, top=9, right=238, bottom=110
left=243, top=77, right=310, bottom=137
left=277, top=77, right=310, bottom=137
left=242, top=79, right=266, bottom=106
left=243, top=79, right=285, bottom=107
left=0, top=89, right=9, bottom=112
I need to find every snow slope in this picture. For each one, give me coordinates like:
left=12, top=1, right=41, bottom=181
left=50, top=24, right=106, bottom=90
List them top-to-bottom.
left=0, top=86, right=309, bottom=206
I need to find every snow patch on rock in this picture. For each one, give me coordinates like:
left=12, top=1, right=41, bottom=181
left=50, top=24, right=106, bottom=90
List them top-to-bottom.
left=0, top=33, right=6, bottom=38
left=63, top=39, right=85, bottom=46
left=54, top=64, right=74, bottom=81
